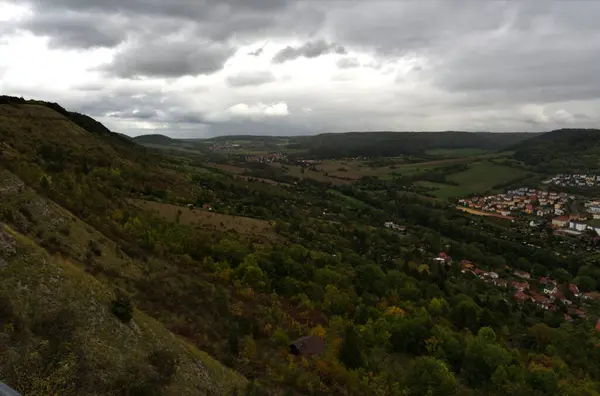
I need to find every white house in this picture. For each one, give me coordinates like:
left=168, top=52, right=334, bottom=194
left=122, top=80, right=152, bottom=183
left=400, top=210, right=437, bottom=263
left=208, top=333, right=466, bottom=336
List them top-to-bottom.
left=570, top=221, right=587, bottom=232
left=543, top=286, right=558, bottom=295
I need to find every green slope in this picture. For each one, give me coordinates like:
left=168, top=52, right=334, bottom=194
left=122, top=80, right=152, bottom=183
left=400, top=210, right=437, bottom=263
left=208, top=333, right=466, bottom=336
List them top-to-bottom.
left=0, top=220, right=245, bottom=396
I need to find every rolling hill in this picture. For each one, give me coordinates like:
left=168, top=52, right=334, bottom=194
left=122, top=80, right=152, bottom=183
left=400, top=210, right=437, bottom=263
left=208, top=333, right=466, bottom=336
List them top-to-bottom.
left=511, top=128, right=600, bottom=173
left=133, top=134, right=177, bottom=146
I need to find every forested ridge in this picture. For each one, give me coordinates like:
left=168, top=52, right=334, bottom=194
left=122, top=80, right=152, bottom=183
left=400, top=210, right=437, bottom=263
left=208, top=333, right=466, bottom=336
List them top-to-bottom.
left=1, top=97, right=600, bottom=395
left=512, top=128, right=600, bottom=173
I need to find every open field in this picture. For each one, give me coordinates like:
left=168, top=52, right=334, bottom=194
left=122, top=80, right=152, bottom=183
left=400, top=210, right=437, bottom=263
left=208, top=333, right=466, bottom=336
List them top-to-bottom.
left=310, top=157, right=481, bottom=181
left=315, top=159, right=403, bottom=180
left=270, top=162, right=351, bottom=185
left=417, top=162, right=529, bottom=199
left=447, top=162, right=527, bottom=187
left=130, top=199, right=277, bottom=239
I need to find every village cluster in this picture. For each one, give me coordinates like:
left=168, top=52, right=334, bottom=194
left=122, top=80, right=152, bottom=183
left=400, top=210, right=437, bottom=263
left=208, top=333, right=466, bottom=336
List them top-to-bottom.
left=245, top=153, right=288, bottom=163
left=543, top=174, right=600, bottom=188
left=458, top=188, right=574, bottom=218
left=433, top=253, right=600, bottom=324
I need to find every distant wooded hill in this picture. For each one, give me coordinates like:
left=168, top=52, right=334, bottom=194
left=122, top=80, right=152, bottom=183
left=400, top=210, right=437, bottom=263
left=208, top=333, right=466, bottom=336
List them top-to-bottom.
left=511, top=128, right=600, bottom=173
left=287, top=131, right=539, bottom=158
left=132, top=134, right=176, bottom=145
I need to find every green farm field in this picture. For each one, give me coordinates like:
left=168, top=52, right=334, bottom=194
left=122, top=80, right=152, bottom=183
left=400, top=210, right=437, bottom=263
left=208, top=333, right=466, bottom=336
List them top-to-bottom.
left=417, top=162, right=530, bottom=199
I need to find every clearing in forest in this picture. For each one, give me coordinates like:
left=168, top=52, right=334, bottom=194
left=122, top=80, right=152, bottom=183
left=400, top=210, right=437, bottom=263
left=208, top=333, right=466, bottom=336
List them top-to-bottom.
left=130, top=199, right=277, bottom=239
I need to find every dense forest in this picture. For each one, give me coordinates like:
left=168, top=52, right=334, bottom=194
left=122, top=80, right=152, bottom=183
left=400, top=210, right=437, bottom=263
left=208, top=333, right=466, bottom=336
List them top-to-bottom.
left=1, top=97, right=600, bottom=395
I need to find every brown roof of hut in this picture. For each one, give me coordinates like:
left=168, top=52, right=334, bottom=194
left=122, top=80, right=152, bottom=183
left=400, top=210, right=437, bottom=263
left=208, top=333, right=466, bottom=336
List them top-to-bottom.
left=289, top=336, right=326, bottom=356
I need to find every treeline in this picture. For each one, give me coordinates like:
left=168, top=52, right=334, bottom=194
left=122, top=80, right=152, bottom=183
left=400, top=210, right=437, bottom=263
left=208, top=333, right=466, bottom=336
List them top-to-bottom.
left=289, top=132, right=537, bottom=159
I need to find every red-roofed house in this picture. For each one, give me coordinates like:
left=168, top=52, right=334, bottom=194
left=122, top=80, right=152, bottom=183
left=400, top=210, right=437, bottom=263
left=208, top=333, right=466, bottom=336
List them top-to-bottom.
left=552, top=216, right=570, bottom=228
left=539, top=277, right=556, bottom=286
left=511, top=281, right=530, bottom=291
left=569, top=284, right=582, bottom=298
left=514, top=291, right=530, bottom=302
left=531, top=293, right=551, bottom=309
left=564, top=314, right=573, bottom=322
left=596, top=320, right=600, bottom=332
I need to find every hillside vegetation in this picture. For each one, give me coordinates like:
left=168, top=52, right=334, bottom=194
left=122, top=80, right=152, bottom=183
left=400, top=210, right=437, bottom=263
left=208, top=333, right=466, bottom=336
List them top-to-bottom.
left=0, top=170, right=245, bottom=395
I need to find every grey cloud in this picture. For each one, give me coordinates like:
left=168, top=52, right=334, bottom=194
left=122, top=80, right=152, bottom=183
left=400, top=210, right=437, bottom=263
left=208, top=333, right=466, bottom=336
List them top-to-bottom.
left=12, top=0, right=321, bottom=47
left=20, top=12, right=128, bottom=49
left=102, top=38, right=235, bottom=78
left=273, top=40, right=347, bottom=63
left=248, top=48, right=264, bottom=56
left=336, top=57, right=360, bottom=69
left=227, top=70, right=275, bottom=87
left=107, top=108, right=158, bottom=120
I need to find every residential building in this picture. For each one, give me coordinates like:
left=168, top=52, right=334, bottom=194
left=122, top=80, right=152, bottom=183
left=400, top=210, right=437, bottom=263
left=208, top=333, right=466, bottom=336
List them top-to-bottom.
left=552, top=216, right=570, bottom=228
left=514, top=270, right=531, bottom=280
left=512, top=281, right=530, bottom=291
left=569, top=284, right=582, bottom=298
left=543, top=286, right=559, bottom=295
left=513, top=291, right=530, bottom=302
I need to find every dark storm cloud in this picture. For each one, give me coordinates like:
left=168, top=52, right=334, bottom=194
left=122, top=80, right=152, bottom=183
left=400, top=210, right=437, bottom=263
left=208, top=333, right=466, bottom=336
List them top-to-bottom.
left=273, top=40, right=347, bottom=63
left=226, top=70, right=275, bottom=87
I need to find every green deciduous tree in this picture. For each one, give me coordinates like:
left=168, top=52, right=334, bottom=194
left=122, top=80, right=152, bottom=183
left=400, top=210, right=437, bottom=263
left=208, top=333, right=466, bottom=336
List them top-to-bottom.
left=338, top=325, right=365, bottom=369
left=403, top=356, right=457, bottom=396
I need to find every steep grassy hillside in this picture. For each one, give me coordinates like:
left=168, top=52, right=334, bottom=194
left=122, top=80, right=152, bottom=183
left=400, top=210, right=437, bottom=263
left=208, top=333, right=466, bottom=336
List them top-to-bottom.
left=511, top=128, right=600, bottom=173
left=0, top=169, right=246, bottom=395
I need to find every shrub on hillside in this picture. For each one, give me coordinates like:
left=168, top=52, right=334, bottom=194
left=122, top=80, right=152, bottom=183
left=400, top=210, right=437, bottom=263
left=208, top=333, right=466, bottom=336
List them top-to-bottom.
left=111, top=296, right=133, bottom=323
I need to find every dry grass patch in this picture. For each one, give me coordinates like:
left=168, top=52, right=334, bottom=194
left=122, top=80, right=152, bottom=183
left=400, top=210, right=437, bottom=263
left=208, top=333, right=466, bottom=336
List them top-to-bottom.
left=130, top=199, right=277, bottom=239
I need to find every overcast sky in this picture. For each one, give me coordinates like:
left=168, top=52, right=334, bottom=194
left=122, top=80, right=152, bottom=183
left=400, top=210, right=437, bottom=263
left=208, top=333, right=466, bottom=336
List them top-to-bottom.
left=1, top=1, right=599, bottom=137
